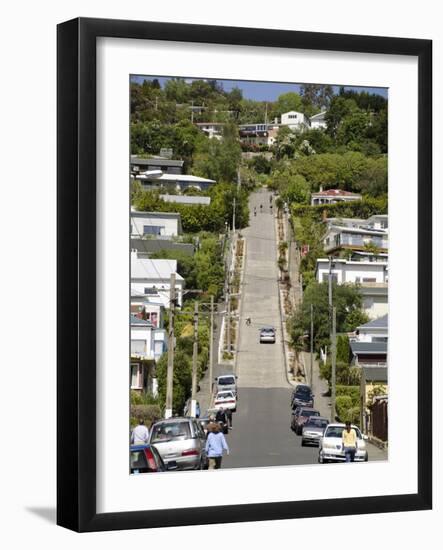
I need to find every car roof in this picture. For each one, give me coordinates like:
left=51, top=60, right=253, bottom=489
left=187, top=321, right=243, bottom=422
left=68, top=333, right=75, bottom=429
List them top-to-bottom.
left=260, top=326, right=275, bottom=330
left=217, top=374, right=236, bottom=379
left=216, top=390, right=234, bottom=394
left=299, top=407, right=319, bottom=412
left=305, top=416, right=328, bottom=422
left=152, top=417, right=191, bottom=425
left=326, top=423, right=359, bottom=428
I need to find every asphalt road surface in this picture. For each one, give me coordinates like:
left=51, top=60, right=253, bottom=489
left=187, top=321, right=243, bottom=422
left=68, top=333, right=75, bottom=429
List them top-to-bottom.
left=200, top=189, right=387, bottom=467
left=223, top=190, right=319, bottom=467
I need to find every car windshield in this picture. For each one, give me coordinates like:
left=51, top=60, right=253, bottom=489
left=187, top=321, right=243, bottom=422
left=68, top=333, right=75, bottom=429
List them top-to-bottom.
left=261, top=328, right=275, bottom=333
left=218, top=377, right=235, bottom=385
left=295, top=386, right=311, bottom=395
left=216, top=391, right=233, bottom=399
left=301, top=410, right=319, bottom=417
left=305, top=419, right=328, bottom=429
left=150, top=421, right=191, bottom=442
left=325, top=426, right=362, bottom=438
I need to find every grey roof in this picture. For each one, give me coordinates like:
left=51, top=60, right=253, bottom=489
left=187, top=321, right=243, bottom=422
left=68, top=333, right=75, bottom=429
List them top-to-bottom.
left=131, top=156, right=184, bottom=168
left=160, top=194, right=211, bottom=205
left=131, top=210, right=181, bottom=219
left=130, top=314, right=151, bottom=326
left=358, top=314, right=388, bottom=330
left=351, top=341, right=387, bottom=354
left=362, top=366, right=388, bottom=383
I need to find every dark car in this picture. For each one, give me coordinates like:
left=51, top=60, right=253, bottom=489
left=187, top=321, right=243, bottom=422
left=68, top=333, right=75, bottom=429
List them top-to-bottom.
left=291, top=384, right=314, bottom=409
left=292, top=407, right=321, bottom=435
left=301, top=417, right=329, bottom=446
left=130, top=444, right=167, bottom=474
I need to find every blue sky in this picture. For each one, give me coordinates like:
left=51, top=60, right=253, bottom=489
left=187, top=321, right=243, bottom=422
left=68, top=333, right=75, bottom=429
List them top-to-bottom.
left=131, top=75, right=388, bottom=101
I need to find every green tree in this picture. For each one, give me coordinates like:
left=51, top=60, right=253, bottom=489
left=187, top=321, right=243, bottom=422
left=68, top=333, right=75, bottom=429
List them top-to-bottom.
left=300, top=84, right=334, bottom=116
left=272, top=92, right=303, bottom=117
left=325, top=97, right=358, bottom=138
left=193, top=123, right=241, bottom=183
left=288, top=282, right=368, bottom=352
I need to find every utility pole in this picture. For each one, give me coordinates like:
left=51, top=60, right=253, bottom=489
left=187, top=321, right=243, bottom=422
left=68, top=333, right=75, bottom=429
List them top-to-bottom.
left=191, top=100, right=194, bottom=123
left=232, top=197, right=236, bottom=233
left=328, top=256, right=333, bottom=313
left=165, top=273, right=176, bottom=419
left=226, top=285, right=231, bottom=354
left=209, top=295, right=214, bottom=403
left=190, top=301, right=199, bottom=417
left=310, top=304, right=314, bottom=390
left=331, top=306, right=337, bottom=423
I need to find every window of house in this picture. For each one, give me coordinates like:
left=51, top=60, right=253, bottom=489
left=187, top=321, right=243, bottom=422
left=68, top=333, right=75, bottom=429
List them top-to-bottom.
left=143, top=225, right=164, bottom=235
left=322, top=273, right=338, bottom=283
left=363, top=277, right=377, bottom=283
left=144, top=287, right=159, bottom=295
left=131, top=340, right=147, bottom=356
left=131, top=363, right=144, bottom=389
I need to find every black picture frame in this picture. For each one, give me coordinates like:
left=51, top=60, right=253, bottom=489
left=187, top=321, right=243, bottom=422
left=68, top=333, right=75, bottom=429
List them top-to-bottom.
left=57, top=17, right=432, bottom=532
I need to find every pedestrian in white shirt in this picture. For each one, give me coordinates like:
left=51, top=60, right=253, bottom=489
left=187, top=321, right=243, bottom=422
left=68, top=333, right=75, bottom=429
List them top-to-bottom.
left=131, top=418, right=150, bottom=445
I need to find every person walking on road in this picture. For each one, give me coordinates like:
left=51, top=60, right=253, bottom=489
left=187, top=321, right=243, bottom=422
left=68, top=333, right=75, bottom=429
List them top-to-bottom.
left=246, top=316, right=251, bottom=326
left=215, top=407, right=229, bottom=434
left=131, top=418, right=150, bottom=445
left=342, top=421, right=358, bottom=462
left=205, top=423, right=229, bottom=469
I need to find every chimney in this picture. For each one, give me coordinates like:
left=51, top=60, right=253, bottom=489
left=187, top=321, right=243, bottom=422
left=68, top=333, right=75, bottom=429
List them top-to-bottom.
left=274, top=117, right=278, bottom=124
left=319, top=185, right=323, bottom=192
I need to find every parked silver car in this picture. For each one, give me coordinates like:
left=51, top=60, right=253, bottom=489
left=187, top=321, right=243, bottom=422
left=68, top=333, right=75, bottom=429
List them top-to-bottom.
left=215, top=374, right=238, bottom=396
left=149, top=417, right=207, bottom=470
left=301, top=417, right=329, bottom=446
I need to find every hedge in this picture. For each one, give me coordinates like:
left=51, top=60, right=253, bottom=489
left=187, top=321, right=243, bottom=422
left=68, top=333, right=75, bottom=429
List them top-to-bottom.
left=291, top=196, right=387, bottom=221
left=336, top=385, right=360, bottom=401
left=130, top=404, right=162, bottom=428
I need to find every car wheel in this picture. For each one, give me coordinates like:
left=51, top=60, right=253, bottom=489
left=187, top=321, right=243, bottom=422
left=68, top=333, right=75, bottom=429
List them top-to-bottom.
left=301, top=440, right=305, bottom=447
left=365, top=452, right=369, bottom=462
left=318, top=453, right=324, bottom=464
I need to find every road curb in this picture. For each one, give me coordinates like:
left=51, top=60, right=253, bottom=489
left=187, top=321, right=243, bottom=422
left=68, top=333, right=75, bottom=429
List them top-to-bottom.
left=274, top=210, right=298, bottom=388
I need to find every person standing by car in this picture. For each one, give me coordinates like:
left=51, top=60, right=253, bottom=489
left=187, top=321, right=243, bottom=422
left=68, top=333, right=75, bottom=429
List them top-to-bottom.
left=215, top=407, right=229, bottom=434
left=131, top=418, right=150, bottom=445
left=342, top=421, right=358, bottom=462
left=205, top=423, right=229, bottom=469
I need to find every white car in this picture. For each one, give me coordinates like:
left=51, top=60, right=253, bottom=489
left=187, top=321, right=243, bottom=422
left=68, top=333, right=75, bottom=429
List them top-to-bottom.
left=259, top=326, right=276, bottom=343
left=214, top=390, right=237, bottom=412
left=318, top=423, right=369, bottom=463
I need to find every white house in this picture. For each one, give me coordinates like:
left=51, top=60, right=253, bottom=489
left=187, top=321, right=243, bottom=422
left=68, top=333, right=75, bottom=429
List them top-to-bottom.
left=280, top=111, right=310, bottom=130
left=309, top=111, right=328, bottom=130
left=134, top=172, right=216, bottom=192
left=311, top=188, right=362, bottom=206
left=160, top=194, right=211, bottom=206
left=130, top=210, right=183, bottom=238
left=323, top=224, right=388, bottom=254
left=131, top=252, right=185, bottom=307
left=316, top=258, right=388, bottom=320
left=316, top=258, right=388, bottom=285
left=130, top=291, right=165, bottom=329
left=355, top=314, right=388, bottom=343
left=130, top=315, right=167, bottom=394
left=350, top=315, right=388, bottom=368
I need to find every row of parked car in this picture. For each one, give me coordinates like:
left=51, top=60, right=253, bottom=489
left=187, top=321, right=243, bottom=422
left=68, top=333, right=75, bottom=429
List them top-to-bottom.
left=130, top=373, right=239, bottom=475
left=290, top=383, right=369, bottom=463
